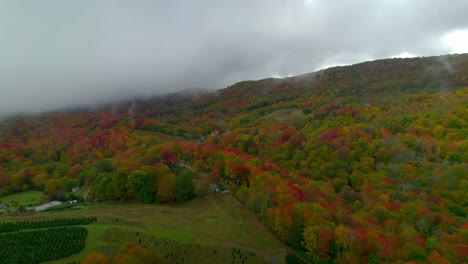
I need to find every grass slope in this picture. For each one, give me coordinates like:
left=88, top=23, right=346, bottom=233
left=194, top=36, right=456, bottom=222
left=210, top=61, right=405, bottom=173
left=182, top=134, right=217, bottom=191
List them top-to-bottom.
left=0, top=191, right=45, bottom=211
left=3, top=194, right=287, bottom=263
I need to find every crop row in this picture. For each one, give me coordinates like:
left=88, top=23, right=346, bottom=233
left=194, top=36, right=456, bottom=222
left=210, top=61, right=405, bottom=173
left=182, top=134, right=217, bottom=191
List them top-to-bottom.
left=0, top=216, right=97, bottom=233
left=95, top=216, right=138, bottom=226
left=0, top=226, right=87, bottom=264
left=102, top=228, right=269, bottom=264
left=285, top=251, right=311, bottom=264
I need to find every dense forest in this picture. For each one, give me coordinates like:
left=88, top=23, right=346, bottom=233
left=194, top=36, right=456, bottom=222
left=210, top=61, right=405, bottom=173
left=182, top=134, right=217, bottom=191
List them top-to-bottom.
left=1, top=54, right=467, bottom=263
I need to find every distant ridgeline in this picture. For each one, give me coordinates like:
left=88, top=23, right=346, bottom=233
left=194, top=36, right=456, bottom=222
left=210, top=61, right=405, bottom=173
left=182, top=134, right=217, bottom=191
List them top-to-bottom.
left=0, top=53, right=467, bottom=263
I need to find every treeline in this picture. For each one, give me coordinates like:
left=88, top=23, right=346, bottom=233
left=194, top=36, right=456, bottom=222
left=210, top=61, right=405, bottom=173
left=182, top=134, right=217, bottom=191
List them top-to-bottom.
left=0, top=114, right=199, bottom=205
left=90, top=163, right=196, bottom=204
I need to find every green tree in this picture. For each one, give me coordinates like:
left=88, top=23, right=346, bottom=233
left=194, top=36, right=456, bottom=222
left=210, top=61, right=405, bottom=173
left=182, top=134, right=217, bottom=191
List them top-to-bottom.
left=94, top=160, right=113, bottom=174
left=112, top=169, right=129, bottom=201
left=127, top=170, right=155, bottom=203
left=175, top=170, right=195, bottom=202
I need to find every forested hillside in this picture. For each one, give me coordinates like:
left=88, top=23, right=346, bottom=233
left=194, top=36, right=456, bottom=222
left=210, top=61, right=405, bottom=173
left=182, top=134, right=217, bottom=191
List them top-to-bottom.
left=1, top=54, right=467, bottom=263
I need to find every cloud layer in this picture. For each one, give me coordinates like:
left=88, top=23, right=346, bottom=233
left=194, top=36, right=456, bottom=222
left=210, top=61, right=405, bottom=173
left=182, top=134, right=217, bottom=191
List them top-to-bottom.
left=1, top=0, right=467, bottom=117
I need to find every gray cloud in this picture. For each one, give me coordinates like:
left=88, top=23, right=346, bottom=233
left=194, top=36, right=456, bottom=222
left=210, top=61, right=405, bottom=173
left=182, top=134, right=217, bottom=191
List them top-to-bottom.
left=1, top=0, right=467, bottom=117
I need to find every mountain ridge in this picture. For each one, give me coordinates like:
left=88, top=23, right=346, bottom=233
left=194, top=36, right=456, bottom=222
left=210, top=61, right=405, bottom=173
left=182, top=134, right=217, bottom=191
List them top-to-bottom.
left=1, top=53, right=467, bottom=263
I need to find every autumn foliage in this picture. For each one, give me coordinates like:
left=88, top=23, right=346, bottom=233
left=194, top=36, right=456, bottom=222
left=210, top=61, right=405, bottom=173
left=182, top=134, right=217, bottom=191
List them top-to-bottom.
left=1, top=54, right=467, bottom=263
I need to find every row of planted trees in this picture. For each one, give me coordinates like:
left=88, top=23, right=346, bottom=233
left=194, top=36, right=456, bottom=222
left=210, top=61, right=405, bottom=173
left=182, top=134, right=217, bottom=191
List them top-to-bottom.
left=0, top=216, right=96, bottom=233
left=1, top=227, right=88, bottom=264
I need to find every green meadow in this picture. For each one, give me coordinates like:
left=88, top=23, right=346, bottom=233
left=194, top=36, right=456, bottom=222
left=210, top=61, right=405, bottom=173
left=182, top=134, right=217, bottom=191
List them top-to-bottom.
left=0, top=191, right=46, bottom=211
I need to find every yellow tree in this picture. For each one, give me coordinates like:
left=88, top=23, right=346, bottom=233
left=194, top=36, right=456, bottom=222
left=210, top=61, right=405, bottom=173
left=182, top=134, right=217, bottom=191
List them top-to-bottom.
left=157, top=173, right=176, bottom=203
left=302, top=225, right=320, bottom=261
left=335, top=225, right=351, bottom=263
left=114, top=243, right=162, bottom=264
left=81, top=253, right=110, bottom=264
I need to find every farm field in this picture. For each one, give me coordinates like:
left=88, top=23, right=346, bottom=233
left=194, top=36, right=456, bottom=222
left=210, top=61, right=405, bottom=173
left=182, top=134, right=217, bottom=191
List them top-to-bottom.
left=0, top=191, right=46, bottom=211
left=2, top=194, right=288, bottom=263
left=0, top=217, right=96, bottom=264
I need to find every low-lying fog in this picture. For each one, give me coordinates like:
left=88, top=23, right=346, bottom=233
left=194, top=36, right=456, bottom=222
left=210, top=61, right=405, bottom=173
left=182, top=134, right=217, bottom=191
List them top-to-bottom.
left=1, top=0, right=467, bottom=119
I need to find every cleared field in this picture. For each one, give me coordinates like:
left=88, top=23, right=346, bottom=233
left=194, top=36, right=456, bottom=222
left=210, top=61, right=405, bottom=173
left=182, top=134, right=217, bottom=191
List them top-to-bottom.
left=268, top=109, right=306, bottom=126
left=0, top=191, right=46, bottom=211
left=3, top=194, right=287, bottom=263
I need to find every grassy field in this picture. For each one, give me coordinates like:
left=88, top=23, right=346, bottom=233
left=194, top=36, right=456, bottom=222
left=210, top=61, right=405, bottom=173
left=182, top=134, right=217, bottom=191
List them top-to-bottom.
left=268, top=109, right=306, bottom=126
left=0, top=191, right=46, bottom=211
left=3, top=194, right=287, bottom=263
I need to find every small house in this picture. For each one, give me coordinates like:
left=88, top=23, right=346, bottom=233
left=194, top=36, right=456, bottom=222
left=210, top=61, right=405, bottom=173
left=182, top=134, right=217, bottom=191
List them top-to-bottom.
left=209, top=184, right=219, bottom=192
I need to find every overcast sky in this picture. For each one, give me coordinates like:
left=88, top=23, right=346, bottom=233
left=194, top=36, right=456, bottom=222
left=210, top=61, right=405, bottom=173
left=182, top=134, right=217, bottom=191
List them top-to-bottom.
left=1, top=0, right=468, bottom=117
